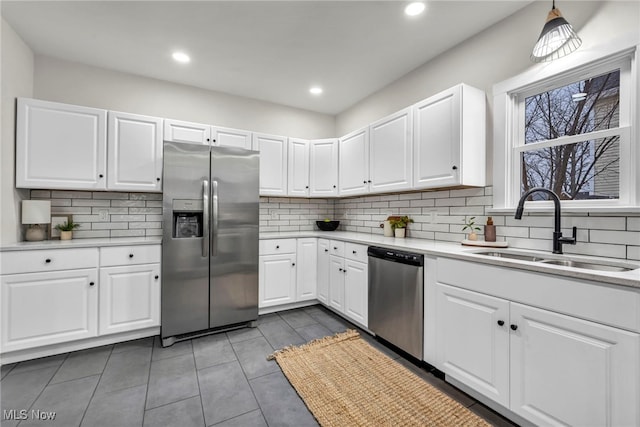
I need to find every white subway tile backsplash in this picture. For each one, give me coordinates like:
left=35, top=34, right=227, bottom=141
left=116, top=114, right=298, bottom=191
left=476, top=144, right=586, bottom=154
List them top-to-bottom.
left=450, top=188, right=485, bottom=197
left=51, top=190, right=92, bottom=199
left=91, top=192, right=129, bottom=200
left=435, top=197, right=466, bottom=207
left=72, top=199, right=111, bottom=207
left=111, top=200, right=145, bottom=208
left=51, top=207, right=92, bottom=214
left=111, top=214, right=146, bottom=222
left=628, top=217, right=640, bottom=231
left=111, top=229, right=146, bottom=237
left=590, top=230, right=640, bottom=246
left=627, top=246, right=640, bottom=261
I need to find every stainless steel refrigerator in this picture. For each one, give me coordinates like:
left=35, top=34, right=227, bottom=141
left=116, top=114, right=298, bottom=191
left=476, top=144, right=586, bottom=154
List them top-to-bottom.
left=161, top=142, right=259, bottom=347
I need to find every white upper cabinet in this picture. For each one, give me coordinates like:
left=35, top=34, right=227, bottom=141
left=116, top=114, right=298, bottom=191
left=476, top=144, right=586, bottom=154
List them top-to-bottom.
left=413, top=84, right=485, bottom=189
left=16, top=98, right=107, bottom=190
left=369, top=107, right=413, bottom=193
left=108, top=111, right=163, bottom=192
left=163, top=119, right=211, bottom=145
left=212, top=126, right=253, bottom=149
left=338, top=127, right=369, bottom=196
left=254, top=133, right=288, bottom=196
left=287, top=138, right=310, bottom=197
left=309, top=139, right=339, bottom=197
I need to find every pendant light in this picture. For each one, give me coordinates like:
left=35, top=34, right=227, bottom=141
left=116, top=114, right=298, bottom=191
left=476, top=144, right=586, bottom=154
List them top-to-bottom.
left=531, top=0, right=582, bottom=63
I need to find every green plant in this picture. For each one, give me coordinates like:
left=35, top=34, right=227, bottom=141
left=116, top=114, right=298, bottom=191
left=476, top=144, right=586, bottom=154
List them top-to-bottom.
left=389, top=215, right=413, bottom=230
left=462, top=216, right=481, bottom=233
left=55, top=219, right=81, bottom=232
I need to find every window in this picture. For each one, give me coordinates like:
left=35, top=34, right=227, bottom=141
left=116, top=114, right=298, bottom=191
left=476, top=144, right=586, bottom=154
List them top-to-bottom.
left=493, top=46, right=638, bottom=210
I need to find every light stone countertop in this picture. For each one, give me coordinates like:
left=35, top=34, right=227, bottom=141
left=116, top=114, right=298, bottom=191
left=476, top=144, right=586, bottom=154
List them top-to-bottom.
left=260, top=231, right=640, bottom=289
left=2, top=232, right=638, bottom=288
left=0, top=236, right=162, bottom=251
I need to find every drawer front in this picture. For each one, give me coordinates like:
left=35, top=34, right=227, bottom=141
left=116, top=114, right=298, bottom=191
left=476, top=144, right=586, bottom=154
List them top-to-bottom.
left=259, top=239, right=296, bottom=255
left=329, top=240, right=345, bottom=257
left=345, top=243, right=368, bottom=263
left=100, top=245, right=161, bottom=267
left=0, top=248, right=98, bottom=275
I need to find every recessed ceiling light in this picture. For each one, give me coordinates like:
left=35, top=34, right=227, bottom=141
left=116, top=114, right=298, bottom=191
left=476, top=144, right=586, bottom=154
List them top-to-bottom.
left=404, top=2, right=426, bottom=16
left=172, top=52, right=191, bottom=64
left=309, top=87, right=323, bottom=95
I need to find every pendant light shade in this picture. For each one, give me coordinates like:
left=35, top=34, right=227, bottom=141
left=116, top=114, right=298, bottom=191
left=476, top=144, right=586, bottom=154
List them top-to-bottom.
left=531, top=1, right=581, bottom=63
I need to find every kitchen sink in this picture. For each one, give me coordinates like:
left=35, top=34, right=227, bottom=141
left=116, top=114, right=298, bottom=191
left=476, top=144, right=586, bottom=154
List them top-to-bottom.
left=473, top=250, right=638, bottom=272
left=473, top=251, right=546, bottom=262
left=538, top=259, right=636, bottom=272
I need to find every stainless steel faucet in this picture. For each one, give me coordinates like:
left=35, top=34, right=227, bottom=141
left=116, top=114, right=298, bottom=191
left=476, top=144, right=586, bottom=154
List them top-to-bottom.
left=514, top=187, right=577, bottom=254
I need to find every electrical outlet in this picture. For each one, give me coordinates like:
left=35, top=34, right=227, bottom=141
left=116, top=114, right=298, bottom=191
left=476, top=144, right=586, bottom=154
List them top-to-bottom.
left=98, top=209, right=109, bottom=221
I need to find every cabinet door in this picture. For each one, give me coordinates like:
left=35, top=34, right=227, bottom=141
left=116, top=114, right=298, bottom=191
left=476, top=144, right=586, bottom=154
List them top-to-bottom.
left=413, top=86, right=461, bottom=189
left=16, top=98, right=107, bottom=190
left=369, top=107, right=413, bottom=193
left=108, top=111, right=163, bottom=192
left=164, top=119, right=211, bottom=145
left=212, top=126, right=252, bottom=149
left=338, top=128, right=369, bottom=196
left=253, top=133, right=288, bottom=196
left=287, top=138, right=310, bottom=197
left=309, top=139, right=339, bottom=197
left=296, top=238, right=317, bottom=301
left=316, top=239, right=330, bottom=305
left=259, top=254, right=296, bottom=308
left=328, top=256, right=345, bottom=312
left=344, top=260, right=368, bottom=327
left=99, top=264, right=160, bottom=335
left=1, top=269, right=98, bottom=352
left=435, top=283, right=510, bottom=407
left=510, top=302, right=640, bottom=427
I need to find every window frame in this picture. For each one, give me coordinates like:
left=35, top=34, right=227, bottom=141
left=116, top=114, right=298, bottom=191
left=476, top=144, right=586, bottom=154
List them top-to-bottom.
left=492, top=44, right=639, bottom=212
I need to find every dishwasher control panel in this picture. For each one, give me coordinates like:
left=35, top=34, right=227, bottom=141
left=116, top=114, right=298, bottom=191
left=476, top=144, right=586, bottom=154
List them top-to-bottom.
left=367, top=246, right=424, bottom=266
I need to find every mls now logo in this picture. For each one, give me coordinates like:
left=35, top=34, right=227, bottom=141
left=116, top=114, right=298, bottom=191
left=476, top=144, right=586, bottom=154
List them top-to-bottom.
left=3, top=409, right=56, bottom=420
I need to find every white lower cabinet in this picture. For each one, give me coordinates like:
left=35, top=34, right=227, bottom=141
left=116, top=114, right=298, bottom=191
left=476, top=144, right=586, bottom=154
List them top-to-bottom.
left=296, top=238, right=317, bottom=301
left=316, top=239, right=330, bottom=304
left=325, top=241, right=368, bottom=327
left=259, top=253, right=297, bottom=308
left=328, top=255, right=345, bottom=312
left=344, top=259, right=367, bottom=327
left=99, top=264, right=160, bottom=335
left=1, top=269, right=98, bottom=352
left=435, top=282, right=640, bottom=427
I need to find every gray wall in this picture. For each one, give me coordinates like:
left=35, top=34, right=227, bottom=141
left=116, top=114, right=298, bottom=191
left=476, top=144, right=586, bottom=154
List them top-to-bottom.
left=1, top=18, right=33, bottom=244
left=33, top=55, right=335, bottom=139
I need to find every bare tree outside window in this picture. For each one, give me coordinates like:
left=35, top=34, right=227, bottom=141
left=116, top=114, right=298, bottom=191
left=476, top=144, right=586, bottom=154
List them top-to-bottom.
left=521, top=70, right=620, bottom=200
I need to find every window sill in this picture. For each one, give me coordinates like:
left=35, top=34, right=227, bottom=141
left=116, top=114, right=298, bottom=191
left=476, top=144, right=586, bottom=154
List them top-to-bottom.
left=488, top=206, right=640, bottom=215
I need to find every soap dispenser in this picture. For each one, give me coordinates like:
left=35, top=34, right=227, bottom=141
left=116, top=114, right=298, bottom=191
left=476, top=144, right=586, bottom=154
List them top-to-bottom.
left=485, top=217, right=496, bottom=242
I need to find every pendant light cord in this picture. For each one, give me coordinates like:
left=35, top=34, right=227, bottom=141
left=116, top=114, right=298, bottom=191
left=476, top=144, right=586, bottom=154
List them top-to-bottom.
left=552, top=0, right=556, bottom=10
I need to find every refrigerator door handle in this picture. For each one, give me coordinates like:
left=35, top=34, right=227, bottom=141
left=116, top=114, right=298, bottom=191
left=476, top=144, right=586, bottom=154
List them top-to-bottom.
left=202, top=179, right=209, bottom=258
left=212, top=179, right=219, bottom=256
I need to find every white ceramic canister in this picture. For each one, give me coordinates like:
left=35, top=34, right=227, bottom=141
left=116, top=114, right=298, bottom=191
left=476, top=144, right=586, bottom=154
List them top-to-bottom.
left=383, top=220, right=393, bottom=237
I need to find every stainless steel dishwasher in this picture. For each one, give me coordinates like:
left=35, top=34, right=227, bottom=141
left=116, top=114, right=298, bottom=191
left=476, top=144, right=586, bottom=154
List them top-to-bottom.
left=368, top=246, right=424, bottom=360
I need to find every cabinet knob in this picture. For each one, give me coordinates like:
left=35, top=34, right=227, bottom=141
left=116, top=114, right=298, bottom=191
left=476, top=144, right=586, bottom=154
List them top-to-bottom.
left=206, top=138, right=210, bottom=142
left=212, top=139, right=216, bottom=143
left=452, top=165, right=458, bottom=170
left=99, top=174, right=104, bottom=178
left=156, top=177, right=161, bottom=182
left=363, top=180, right=367, bottom=184
left=368, top=180, right=371, bottom=183
left=333, top=185, right=336, bottom=188
left=305, top=186, right=309, bottom=189
left=276, top=245, right=280, bottom=249
left=333, top=247, right=337, bottom=250
left=324, top=249, right=328, bottom=252
left=352, top=250, right=356, bottom=254
left=129, top=253, right=134, bottom=258
left=45, top=258, right=51, bottom=263
left=292, top=263, right=296, bottom=267
left=339, top=268, right=343, bottom=271
left=155, top=275, right=159, bottom=280
left=89, top=282, right=95, bottom=286
left=497, top=320, right=505, bottom=326
left=510, top=324, right=518, bottom=331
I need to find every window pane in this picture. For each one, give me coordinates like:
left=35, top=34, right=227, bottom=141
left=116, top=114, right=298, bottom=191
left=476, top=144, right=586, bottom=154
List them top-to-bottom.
left=525, top=70, right=620, bottom=144
left=521, top=136, right=620, bottom=200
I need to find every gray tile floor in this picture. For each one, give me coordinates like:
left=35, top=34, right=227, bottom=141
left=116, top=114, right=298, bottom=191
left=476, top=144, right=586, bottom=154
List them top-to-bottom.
left=1, top=305, right=518, bottom=427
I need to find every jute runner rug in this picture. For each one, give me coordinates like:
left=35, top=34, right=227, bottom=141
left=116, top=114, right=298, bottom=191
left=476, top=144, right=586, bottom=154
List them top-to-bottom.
left=268, top=329, right=490, bottom=427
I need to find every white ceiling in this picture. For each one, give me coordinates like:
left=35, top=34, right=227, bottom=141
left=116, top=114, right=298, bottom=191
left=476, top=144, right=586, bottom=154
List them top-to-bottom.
left=2, top=1, right=532, bottom=115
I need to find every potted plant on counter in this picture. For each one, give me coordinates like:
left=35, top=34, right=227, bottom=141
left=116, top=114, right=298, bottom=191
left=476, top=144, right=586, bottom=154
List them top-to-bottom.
left=389, top=215, right=413, bottom=238
left=462, top=216, right=481, bottom=241
left=55, top=219, right=81, bottom=240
